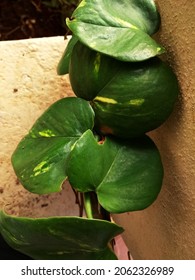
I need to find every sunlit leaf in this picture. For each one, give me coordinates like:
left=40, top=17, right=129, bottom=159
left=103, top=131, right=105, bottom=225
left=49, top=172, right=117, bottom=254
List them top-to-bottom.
left=67, top=0, right=165, bottom=61
left=11, top=97, right=94, bottom=194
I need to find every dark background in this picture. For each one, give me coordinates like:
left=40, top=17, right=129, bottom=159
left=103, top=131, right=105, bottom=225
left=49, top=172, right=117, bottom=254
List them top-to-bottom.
left=0, top=0, right=79, bottom=41
left=0, top=235, right=32, bottom=260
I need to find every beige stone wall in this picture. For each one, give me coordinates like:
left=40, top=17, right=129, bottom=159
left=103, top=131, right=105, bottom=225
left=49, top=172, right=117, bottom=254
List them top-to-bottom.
left=114, top=0, right=195, bottom=259
left=0, top=37, right=78, bottom=218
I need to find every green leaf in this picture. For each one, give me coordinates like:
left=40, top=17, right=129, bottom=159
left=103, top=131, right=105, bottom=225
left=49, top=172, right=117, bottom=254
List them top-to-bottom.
left=67, top=0, right=165, bottom=61
left=57, top=36, right=78, bottom=75
left=69, top=41, right=120, bottom=100
left=69, top=42, right=179, bottom=138
left=92, top=58, right=179, bottom=138
left=11, top=97, right=94, bottom=194
left=67, top=131, right=164, bottom=213
left=0, top=211, right=123, bottom=260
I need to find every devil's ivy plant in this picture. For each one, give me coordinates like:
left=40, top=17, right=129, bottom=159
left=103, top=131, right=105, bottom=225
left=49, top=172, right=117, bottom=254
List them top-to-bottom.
left=0, top=0, right=179, bottom=260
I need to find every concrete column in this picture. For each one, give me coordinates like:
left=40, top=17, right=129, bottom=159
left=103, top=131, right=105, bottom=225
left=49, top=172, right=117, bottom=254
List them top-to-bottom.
left=0, top=37, right=78, bottom=217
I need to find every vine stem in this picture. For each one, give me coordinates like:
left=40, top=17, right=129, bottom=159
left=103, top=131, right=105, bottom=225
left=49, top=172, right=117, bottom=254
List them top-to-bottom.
left=78, top=192, right=120, bottom=256
left=83, top=193, right=93, bottom=219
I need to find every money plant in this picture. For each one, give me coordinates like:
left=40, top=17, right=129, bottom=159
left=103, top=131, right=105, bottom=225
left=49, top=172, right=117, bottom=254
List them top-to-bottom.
left=0, top=0, right=179, bottom=260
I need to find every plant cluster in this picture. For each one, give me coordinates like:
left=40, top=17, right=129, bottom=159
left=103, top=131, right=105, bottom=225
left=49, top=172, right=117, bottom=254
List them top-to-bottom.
left=0, top=0, right=179, bottom=260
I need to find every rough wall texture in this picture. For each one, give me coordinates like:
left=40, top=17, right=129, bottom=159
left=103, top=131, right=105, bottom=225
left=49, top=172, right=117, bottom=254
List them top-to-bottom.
left=114, top=0, right=195, bottom=259
left=0, top=37, right=79, bottom=217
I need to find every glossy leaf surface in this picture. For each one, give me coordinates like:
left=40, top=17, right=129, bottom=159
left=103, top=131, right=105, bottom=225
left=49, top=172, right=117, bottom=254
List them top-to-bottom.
left=67, top=0, right=165, bottom=61
left=70, top=43, right=179, bottom=138
left=92, top=58, right=179, bottom=138
left=11, top=97, right=94, bottom=194
left=67, top=131, right=163, bottom=213
left=0, top=211, right=123, bottom=260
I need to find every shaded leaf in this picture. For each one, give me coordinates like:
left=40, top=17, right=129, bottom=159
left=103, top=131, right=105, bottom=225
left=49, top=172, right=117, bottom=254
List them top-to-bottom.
left=67, top=0, right=165, bottom=61
left=57, top=36, right=78, bottom=75
left=69, top=41, right=120, bottom=100
left=11, top=97, right=94, bottom=194
left=67, top=131, right=163, bottom=213
left=0, top=211, right=123, bottom=260
left=0, top=233, right=32, bottom=260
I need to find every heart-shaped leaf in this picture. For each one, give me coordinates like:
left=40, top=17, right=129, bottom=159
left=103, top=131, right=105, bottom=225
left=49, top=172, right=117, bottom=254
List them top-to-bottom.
left=67, top=0, right=165, bottom=61
left=57, top=36, right=78, bottom=75
left=69, top=42, right=179, bottom=138
left=92, top=58, right=179, bottom=138
left=11, top=97, right=94, bottom=194
left=67, top=130, right=163, bottom=213
left=0, top=211, right=123, bottom=260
